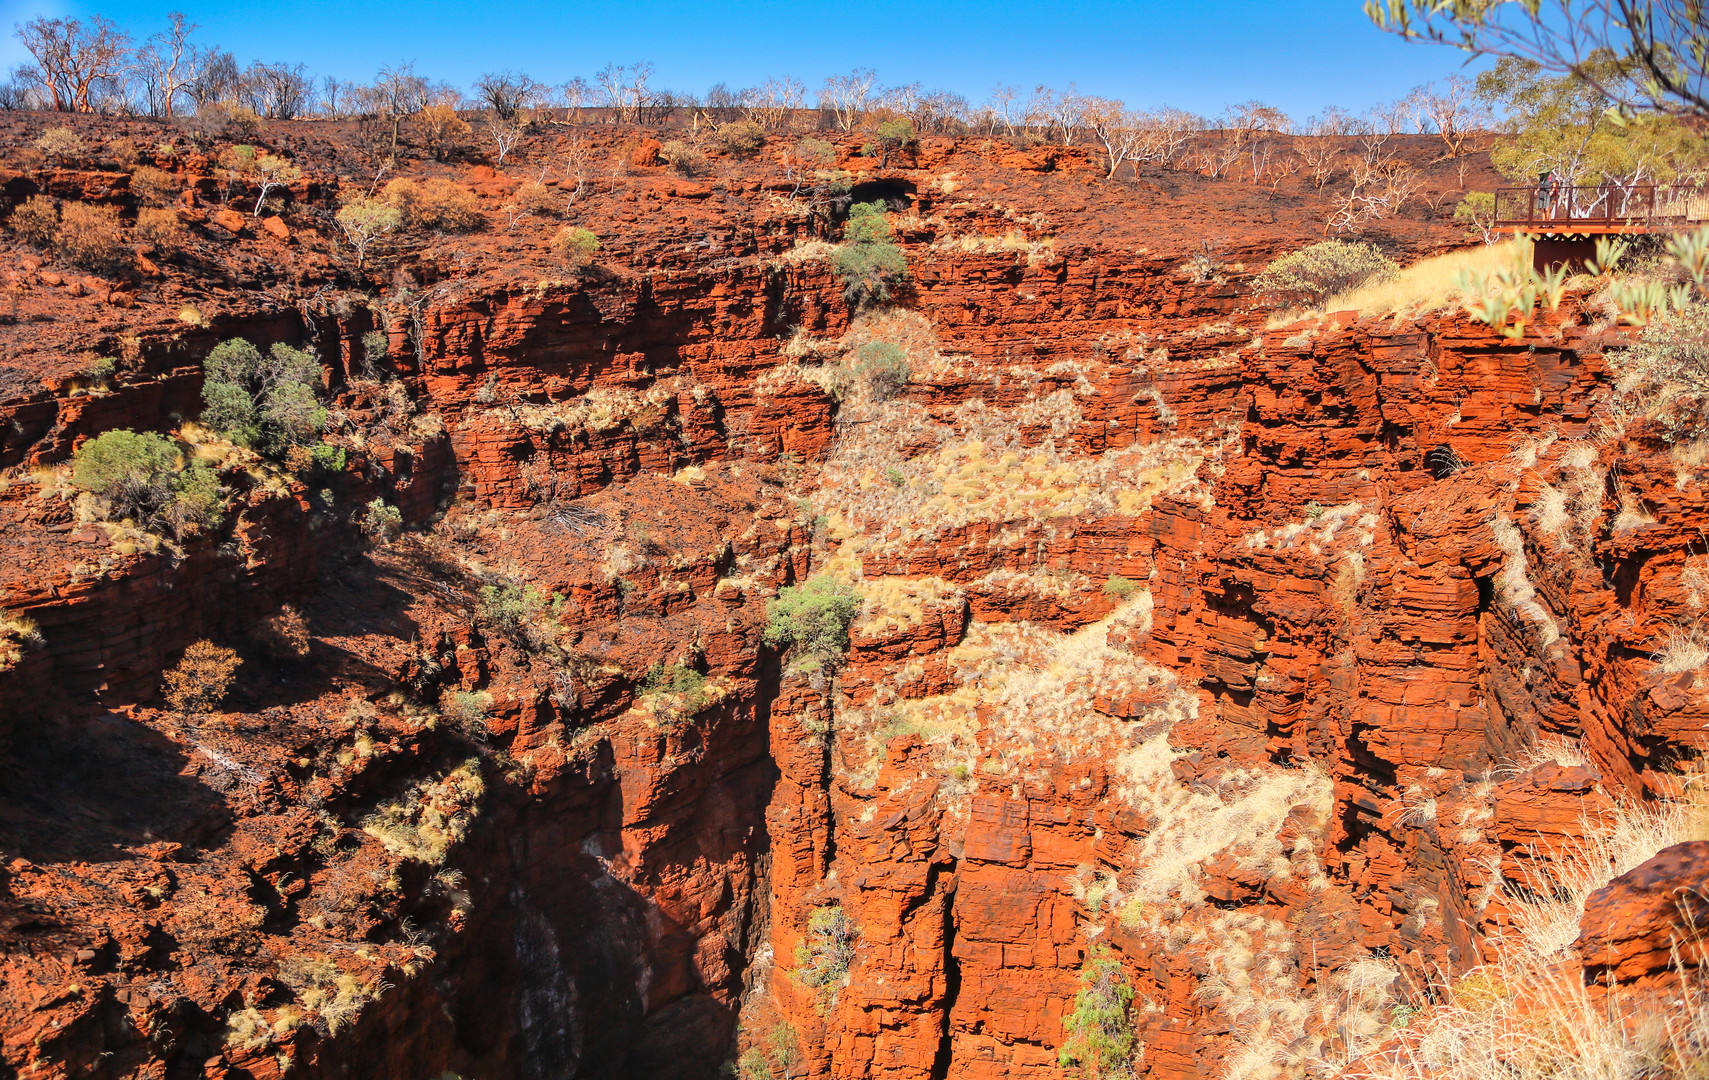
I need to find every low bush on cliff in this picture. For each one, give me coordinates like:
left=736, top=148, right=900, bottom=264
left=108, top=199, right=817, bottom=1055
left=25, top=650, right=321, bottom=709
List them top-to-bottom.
left=713, top=120, right=766, bottom=159
left=34, top=126, right=87, bottom=164
left=661, top=140, right=710, bottom=177
left=129, top=165, right=180, bottom=206
left=381, top=177, right=483, bottom=233
left=7, top=194, right=59, bottom=247
left=56, top=202, right=126, bottom=271
left=832, top=202, right=907, bottom=307
left=135, top=207, right=190, bottom=256
left=551, top=225, right=600, bottom=268
left=1252, top=240, right=1397, bottom=305
left=1610, top=300, right=1709, bottom=443
left=200, top=337, right=326, bottom=458
left=854, top=341, right=910, bottom=401
left=72, top=428, right=225, bottom=535
left=360, top=498, right=403, bottom=542
left=1102, top=575, right=1140, bottom=599
left=764, top=576, right=862, bottom=667
left=477, top=577, right=565, bottom=651
left=0, top=610, right=43, bottom=672
left=161, top=640, right=242, bottom=713
left=639, top=662, right=710, bottom=716
left=360, top=758, right=485, bottom=867
left=793, top=905, right=857, bottom=1012
left=1059, top=948, right=1137, bottom=1080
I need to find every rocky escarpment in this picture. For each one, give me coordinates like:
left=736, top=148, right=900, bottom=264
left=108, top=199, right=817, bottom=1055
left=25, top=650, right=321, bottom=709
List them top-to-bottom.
left=1, top=114, right=1699, bottom=1080
left=0, top=208, right=1282, bottom=1079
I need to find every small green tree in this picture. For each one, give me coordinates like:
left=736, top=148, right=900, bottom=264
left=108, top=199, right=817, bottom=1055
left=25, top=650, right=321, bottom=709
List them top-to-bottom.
left=1472, top=55, right=1707, bottom=188
left=867, top=118, right=916, bottom=167
left=251, top=153, right=302, bottom=217
left=1453, top=191, right=1499, bottom=246
left=335, top=197, right=403, bottom=269
left=831, top=202, right=907, bottom=307
left=200, top=338, right=325, bottom=457
left=764, top=576, right=862, bottom=664
left=1059, top=948, right=1136, bottom=1080
left=766, top=1025, right=801, bottom=1079
left=739, top=1047, right=771, bottom=1080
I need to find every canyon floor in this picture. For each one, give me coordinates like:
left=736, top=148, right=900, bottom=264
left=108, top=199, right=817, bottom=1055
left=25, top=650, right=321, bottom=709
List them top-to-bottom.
left=0, top=114, right=1705, bottom=1080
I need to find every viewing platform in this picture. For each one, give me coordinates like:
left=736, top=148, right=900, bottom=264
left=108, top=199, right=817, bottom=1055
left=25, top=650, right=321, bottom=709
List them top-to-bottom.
left=1492, top=184, right=1709, bottom=236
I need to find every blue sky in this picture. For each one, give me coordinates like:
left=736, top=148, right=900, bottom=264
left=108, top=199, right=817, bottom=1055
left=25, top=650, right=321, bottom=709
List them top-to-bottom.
left=0, top=0, right=1486, bottom=120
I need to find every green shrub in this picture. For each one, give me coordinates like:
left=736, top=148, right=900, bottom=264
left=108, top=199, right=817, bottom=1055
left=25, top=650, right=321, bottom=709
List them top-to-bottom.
left=866, top=118, right=916, bottom=167
left=794, top=137, right=837, bottom=169
left=1454, top=191, right=1498, bottom=244
left=832, top=202, right=907, bottom=307
left=551, top=226, right=600, bottom=268
left=1252, top=240, right=1398, bottom=304
left=360, top=329, right=389, bottom=376
left=200, top=337, right=326, bottom=457
left=855, top=341, right=910, bottom=400
left=80, top=356, right=116, bottom=385
left=71, top=429, right=225, bottom=536
left=72, top=429, right=180, bottom=520
left=310, top=444, right=346, bottom=474
left=168, top=462, right=225, bottom=534
left=361, top=498, right=402, bottom=542
left=1102, top=575, right=1139, bottom=599
left=764, top=576, right=862, bottom=663
left=478, top=578, right=565, bottom=651
left=479, top=579, right=544, bottom=631
left=639, top=662, right=710, bottom=715
left=443, top=689, right=492, bottom=726
left=793, top=905, right=857, bottom=1012
left=1058, top=948, right=1135, bottom=1079
left=739, top=1048, right=770, bottom=1080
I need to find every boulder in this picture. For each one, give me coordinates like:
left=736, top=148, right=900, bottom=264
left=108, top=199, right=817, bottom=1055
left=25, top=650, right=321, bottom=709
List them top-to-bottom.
left=1577, top=841, right=1709, bottom=985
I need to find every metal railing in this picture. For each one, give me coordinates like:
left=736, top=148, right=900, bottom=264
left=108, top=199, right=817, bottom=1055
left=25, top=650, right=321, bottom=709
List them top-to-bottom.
left=1493, top=184, right=1709, bottom=232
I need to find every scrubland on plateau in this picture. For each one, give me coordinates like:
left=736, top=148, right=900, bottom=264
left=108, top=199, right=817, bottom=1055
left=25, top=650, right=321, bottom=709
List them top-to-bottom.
left=1, top=5, right=1709, bottom=1080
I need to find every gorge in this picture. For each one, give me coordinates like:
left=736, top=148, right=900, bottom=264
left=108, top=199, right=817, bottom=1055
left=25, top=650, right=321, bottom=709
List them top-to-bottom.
left=0, top=109, right=1705, bottom=1080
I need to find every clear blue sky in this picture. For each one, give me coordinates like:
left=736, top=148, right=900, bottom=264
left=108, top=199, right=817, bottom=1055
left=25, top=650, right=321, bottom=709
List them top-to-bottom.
left=0, top=0, right=1486, bottom=121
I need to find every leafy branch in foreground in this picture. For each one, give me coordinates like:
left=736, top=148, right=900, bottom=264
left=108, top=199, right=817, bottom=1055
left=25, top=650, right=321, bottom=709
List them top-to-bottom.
left=1366, top=0, right=1708, bottom=120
